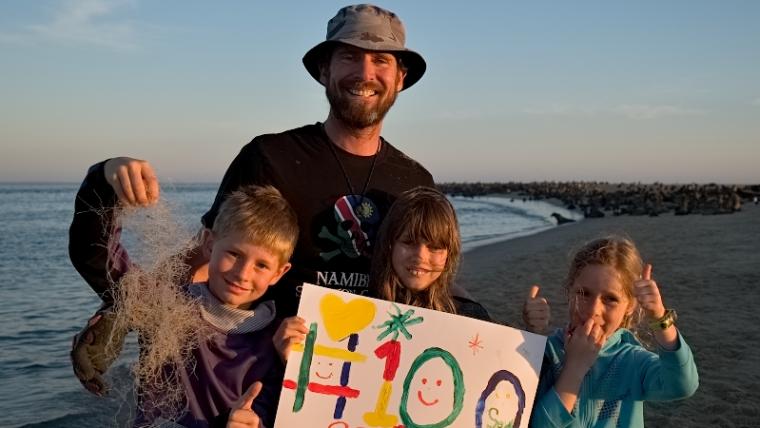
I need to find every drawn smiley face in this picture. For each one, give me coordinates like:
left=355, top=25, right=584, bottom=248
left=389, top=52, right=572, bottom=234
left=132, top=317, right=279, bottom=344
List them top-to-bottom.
left=312, top=357, right=336, bottom=381
left=406, top=358, right=455, bottom=424
left=476, top=370, right=525, bottom=428
left=417, top=377, right=443, bottom=406
left=484, top=381, right=519, bottom=427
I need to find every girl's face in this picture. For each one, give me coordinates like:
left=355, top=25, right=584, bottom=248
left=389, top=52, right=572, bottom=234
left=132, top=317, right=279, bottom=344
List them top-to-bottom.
left=391, top=235, right=448, bottom=292
left=568, top=264, right=635, bottom=342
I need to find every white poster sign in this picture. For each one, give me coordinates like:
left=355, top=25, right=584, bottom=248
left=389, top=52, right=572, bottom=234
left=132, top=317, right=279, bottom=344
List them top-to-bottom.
left=275, top=284, right=546, bottom=428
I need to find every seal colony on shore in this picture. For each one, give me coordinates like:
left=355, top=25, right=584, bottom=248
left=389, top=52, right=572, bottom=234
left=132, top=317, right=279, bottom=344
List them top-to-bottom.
left=439, top=182, right=758, bottom=218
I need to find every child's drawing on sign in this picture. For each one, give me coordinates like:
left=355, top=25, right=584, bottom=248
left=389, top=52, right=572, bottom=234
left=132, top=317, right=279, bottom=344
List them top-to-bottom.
left=276, top=285, right=546, bottom=428
left=283, top=293, right=375, bottom=418
left=364, top=304, right=422, bottom=427
left=468, top=333, right=484, bottom=355
left=400, top=347, right=464, bottom=427
left=475, top=370, right=526, bottom=428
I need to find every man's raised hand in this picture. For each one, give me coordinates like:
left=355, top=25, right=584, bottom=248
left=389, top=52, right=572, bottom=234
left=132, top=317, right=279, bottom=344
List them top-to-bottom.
left=104, top=157, right=159, bottom=206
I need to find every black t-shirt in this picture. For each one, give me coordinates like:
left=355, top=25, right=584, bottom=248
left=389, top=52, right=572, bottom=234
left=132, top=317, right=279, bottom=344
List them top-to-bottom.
left=203, top=123, right=435, bottom=316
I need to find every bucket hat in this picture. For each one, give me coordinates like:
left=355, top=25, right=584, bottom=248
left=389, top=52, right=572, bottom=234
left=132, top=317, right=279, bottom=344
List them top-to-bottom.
left=303, top=4, right=426, bottom=90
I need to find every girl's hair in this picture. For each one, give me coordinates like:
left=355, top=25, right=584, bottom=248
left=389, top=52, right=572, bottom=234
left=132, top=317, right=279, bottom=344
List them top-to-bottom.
left=370, top=186, right=459, bottom=313
left=564, top=235, right=643, bottom=329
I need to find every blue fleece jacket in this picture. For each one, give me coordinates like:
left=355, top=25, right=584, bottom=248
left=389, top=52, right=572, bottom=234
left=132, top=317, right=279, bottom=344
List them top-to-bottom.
left=531, top=328, right=698, bottom=427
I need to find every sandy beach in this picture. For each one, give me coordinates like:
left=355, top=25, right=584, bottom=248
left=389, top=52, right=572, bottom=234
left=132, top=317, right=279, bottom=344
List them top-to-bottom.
left=458, top=202, right=760, bottom=427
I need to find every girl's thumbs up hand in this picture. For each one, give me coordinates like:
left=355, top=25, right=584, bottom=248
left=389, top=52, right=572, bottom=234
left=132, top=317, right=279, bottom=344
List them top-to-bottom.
left=633, top=264, right=666, bottom=320
left=522, top=284, right=551, bottom=334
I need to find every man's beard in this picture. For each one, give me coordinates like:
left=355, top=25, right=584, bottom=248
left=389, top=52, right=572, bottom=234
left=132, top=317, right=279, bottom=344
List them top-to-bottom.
left=325, top=76, right=399, bottom=129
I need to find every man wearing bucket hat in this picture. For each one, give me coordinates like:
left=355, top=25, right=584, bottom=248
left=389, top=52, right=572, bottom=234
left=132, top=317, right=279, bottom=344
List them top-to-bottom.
left=69, top=3, right=475, bottom=398
left=201, top=3, right=435, bottom=313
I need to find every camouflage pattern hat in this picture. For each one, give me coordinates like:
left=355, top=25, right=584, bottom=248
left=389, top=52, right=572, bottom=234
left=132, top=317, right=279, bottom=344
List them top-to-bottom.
left=303, top=4, right=426, bottom=90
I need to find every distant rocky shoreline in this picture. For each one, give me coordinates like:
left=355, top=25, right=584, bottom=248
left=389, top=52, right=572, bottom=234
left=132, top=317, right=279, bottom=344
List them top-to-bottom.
left=438, top=182, right=760, bottom=218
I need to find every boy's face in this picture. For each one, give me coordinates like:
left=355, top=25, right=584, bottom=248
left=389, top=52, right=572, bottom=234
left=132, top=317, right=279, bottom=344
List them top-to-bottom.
left=204, top=232, right=291, bottom=310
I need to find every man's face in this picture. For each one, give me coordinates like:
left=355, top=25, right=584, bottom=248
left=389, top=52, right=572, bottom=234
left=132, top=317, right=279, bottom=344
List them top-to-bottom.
left=321, top=44, right=406, bottom=129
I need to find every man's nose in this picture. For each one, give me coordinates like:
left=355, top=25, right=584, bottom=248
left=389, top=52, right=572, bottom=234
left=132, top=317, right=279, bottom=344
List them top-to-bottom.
left=356, top=54, right=377, bottom=81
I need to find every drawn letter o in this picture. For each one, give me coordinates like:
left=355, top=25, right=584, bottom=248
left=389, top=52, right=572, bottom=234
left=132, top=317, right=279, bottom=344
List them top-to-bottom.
left=399, top=347, right=465, bottom=428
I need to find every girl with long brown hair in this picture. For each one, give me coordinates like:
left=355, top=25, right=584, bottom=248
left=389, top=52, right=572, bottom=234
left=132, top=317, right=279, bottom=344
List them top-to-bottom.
left=369, top=186, right=490, bottom=320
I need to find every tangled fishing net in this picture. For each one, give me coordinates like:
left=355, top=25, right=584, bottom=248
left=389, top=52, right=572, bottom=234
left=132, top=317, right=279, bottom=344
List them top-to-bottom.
left=104, top=200, right=207, bottom=424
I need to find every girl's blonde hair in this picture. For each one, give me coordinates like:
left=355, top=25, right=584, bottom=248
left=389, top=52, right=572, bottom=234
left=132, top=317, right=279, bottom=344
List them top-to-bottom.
left=369, top=186, right=459, bottom=314
left=564, top=235, right=643, bottom=329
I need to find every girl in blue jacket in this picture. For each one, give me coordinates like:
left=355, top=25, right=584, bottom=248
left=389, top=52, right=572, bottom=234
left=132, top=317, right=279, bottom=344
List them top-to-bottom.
left=524, top=236, right=698, bottom=427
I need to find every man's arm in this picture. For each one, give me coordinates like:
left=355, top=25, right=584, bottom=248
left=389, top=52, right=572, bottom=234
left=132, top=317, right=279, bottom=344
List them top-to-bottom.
left=68, top=158, right=156, bottom=395
left=69, top=160, right=131, bottom=303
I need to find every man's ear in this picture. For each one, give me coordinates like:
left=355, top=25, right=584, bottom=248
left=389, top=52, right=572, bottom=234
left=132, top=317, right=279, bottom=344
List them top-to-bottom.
left=319, top=63, right=329, bottom=86
left=396, top=68, right=407, bottom=92
left=202, top=230, right=214, bottom=260
left=269, top=262, right=292, bottom=286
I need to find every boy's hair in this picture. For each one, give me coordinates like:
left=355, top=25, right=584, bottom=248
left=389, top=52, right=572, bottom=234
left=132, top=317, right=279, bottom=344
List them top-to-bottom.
left=212, top=185, right=298, bottom=264
left=370, top=186, right=459, bottom=314
left=564, top=235, right=643, bottom=329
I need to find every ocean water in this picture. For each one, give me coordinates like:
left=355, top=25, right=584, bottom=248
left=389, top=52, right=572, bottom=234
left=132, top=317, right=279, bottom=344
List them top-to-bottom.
left=0, top=183, right=580, bottom=427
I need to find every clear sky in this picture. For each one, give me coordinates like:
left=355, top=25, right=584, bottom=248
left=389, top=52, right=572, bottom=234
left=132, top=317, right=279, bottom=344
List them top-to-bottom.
left=1, top=0, right=759, bottom=184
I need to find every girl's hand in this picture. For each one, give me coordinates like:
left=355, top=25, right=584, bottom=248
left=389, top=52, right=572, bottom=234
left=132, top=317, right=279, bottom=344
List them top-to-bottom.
left=633, top=264, right=666, bottom=320
left=522, top=285, right=550, bottom=334
left=273, top=316, right=308, bottom=363
left=553, top=318, right=604, bottom=412
left=564, top=318, right=604, bottom=374
left=227, top=381, right=264, bottom=428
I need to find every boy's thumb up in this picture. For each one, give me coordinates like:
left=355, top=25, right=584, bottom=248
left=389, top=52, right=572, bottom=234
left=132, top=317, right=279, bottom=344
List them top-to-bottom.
left=235, top=381, right=262, bottom=411
left=227, top=382, right=263, bottom=428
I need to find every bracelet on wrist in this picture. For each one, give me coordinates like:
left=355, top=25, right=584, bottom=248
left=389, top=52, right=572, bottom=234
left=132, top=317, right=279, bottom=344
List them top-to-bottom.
left=649, top=308, right=677, bottom=330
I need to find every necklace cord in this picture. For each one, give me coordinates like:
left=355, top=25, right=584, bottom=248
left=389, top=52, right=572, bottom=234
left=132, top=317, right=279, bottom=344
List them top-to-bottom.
left=323, top=124, right=382, bottom=198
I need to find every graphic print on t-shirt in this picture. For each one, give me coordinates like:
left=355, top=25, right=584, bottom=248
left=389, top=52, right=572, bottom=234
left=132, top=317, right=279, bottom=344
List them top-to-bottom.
left=317, top=195, right=381, bottom=261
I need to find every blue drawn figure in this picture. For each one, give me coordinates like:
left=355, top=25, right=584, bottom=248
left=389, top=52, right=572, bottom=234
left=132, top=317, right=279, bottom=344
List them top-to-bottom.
left=319, top=195, right=381, bottom=261
left=475, top=370, right=526, bottom=428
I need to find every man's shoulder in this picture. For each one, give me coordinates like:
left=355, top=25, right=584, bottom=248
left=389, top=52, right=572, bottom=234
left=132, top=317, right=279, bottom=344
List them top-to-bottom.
left=245, top=123, right=322, bottom=147
left=381, top=139, right=434, bottom=183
